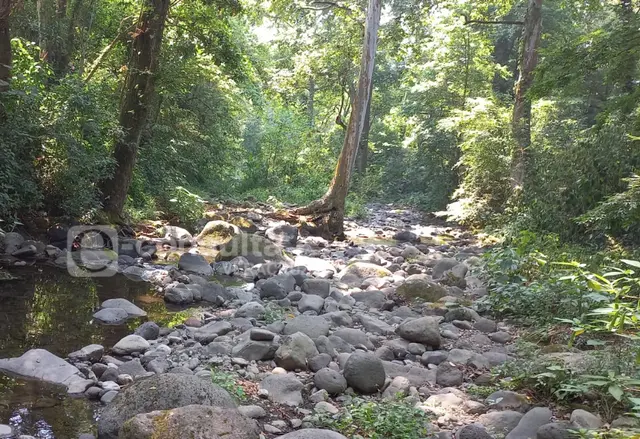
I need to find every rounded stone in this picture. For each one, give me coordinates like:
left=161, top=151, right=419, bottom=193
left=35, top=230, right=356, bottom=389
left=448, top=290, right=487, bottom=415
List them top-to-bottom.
left=343, top=352, right=385, bottom=394
left=314, top=368, right=348, bottom=395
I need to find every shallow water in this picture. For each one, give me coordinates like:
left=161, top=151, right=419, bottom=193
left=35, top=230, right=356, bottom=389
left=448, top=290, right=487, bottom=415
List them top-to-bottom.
left=0, top=266, right=180, bottom=438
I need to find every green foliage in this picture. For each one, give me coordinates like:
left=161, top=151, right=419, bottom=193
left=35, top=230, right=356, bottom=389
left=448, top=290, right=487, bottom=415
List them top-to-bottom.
left=160, top=187, right=206, bottom=230
left=262, top=303, right=291, bottom=324
left=210, top=367, right=246, bottom=401
left=315, top=397, right=430, bottom=439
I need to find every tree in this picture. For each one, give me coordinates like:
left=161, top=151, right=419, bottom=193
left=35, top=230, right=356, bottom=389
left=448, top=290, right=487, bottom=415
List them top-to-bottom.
left=0, top=0, right=11, bottom=91
left=100, top=0, right=170, bottom=217
left=293, top=0, right=382, bottom=238
left=511, top=0, right=542, bottom=190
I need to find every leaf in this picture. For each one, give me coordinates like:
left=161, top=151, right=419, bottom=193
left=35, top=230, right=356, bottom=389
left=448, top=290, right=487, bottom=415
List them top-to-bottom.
left=621, top=259, right=640, bottom=269
left=608, top=384, right=624, bottom=401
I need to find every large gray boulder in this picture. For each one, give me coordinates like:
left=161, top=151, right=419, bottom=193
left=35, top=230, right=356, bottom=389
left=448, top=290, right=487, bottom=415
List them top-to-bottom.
left=266, top=224, right=298, bottom=247
left=216, top=232, right=291, bottom=265
left=178, top=253, right=213, bottom=276
left=336, top=262, right=392, bottom=287
left=260, top=273, right=296, bottom=300
left=396, top=278, right=447, bottom=302
left=302, top=279, right=331, bottom=298
left=201, top=282, right=234, bottom=304
left=298, top=294, right=325, bottom=314
left=101, top=298, right=147, bottom=317
left=93, top=308, right=129, bottom=324
left=284, top=316, right=330, bottom=340
left=396, top=316, right=441, bottom=347
left=193, top=321, right=233, bottom=343
left=333, top=328, right=374, bottom=350
left=275, top=332, right=319, bottom=370
left=111, top=335, right=150, bottom=355
left=0, top=349, right=88, bottom=392
left=343, top=352, right=386, bottom=394
left=314, top=368, right=348, bottom=395
left=97, top=373, right=236, bottom=439
left=260, top=373, right=304, bottom=406
left=118, top=405, right=260, bottom=439
left=505, top=407, right=552, bottom=439
left=478, top=411, right=524, bottom=436
left=276, top=429, right=348, bottom=439
left=276, top=430, right=348, bottom=439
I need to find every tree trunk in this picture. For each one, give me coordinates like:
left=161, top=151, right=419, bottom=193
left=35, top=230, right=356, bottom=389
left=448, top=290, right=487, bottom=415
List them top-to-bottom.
left=0, top=0, right=11, bottom=91
left=51, top=0, right=68, bottom=74
left=100, top=0, right=170, bottom=217
left=293, top=0, right=381, bottom=238
left=510, top=0, right=542, bottom=190
left=619, top=0, right=636, bottom=94
left=308, top=76, right=315, bottom=127
left=356, top=80, right=373, bottom=174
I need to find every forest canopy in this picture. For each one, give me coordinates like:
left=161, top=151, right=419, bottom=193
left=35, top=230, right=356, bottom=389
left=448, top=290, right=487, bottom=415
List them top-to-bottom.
left=1, top=0, right=639, bottom=242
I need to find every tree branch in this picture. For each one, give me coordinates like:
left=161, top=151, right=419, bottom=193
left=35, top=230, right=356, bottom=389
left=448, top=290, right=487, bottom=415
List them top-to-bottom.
left=462, top=14, right=523, bottom=26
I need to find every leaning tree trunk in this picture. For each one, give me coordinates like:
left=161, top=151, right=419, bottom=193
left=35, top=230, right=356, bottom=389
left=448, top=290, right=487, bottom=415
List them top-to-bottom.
left=0, top=0, right=11, bottom=91
left=100, top=0, right=170, bottom=217
left=293, top=0, right=382, bottom=238
left=510, top=0, right=542, bottom=190
left=356, top=81, right=373, bottom=174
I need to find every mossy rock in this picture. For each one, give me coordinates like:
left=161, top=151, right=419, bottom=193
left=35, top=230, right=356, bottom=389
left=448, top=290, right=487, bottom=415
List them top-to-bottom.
left=229, top=216, right=258, bottom=233
left=195, top=221, right=240, bottom=247
left=215, top=232, right=292, bottom=265
left=397, top=278, right=448, bottom=302
left=119, top=405, right=260, bottom=439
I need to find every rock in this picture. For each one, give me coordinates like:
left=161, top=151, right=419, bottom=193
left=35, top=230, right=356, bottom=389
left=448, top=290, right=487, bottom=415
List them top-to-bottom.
left=195, top=221, right=239, bottom=246
left=266, top=224, right=298, bottom=246
left=162, top=225, right=192, bottom=241
left=393, top=230, right=418, bottom=242
left=3, top=232, right=24, bottom=254
left=216, top=233, right=290, bottom=265
left=178, top=253, right=214, bottom=276
left=295, top=256, right=336, bottom=274
left=432, top=258, right=461, bottom=280
left=336, top=262, right=392, bottom=287
left=260, top=273, right=296, bottom=299
left=397, top=278, right=448, bottom=302
left=302, top=279, right=331, bottom=298
left=201, top=282, right=233, bottom=304
left=164, top=283, right=196, bottom=304
left=350, top=290, right=387, bottom=308
left=298, top=294, right=325, bottom=313
left=101, top=298, right=147, bottom=317
left=236, top=302, right=265, bottom=319
left=93, top=308, right=129, bottom=324
left=444, top=308, right=480, bottom=322
left=358, top=314, right=394, bottom=335
left=284, top=316, right=330, bottom=340
left=396, top=316, right=441, bottom=347
left=473, top=318, right=497, bottom=333
left=194, top=321, right=233, bottom=343
left=134, top=322, right=160, bottom=340
left=250, top=328, right=275, bottom=341
left=333, top=328, right=374, bottom=350
left=489, top=331, right=512, bottom=344
left=275, top=332, right=319, bottom=370
left=112, top=335, right=150, bottom=355
left=232, top=338, right=277, bottom=362
left=407, top=343, right=426, bottom=355
left=68, top=344, right=104, bottom=362
left=0, top=349, right=86, bottom=391
left=421, top=350, right=448, bottom=366
left=343, top=352, right=386, bottom=394
left=309, top=354, right=332, bottom=372
left=117, top=359, right=147, bottom=379
left=436, top=362, right=463, bottom=386
left=314, top=368, right=347, bottom=395
left=97, top=373, right=237, bottom=439
left=260, top=373, right=304, bottom=406
left=382, top=375, right=411, bottom=398
left=310, top=389, right=329, bottom=403
left=101, top=390, right=119, bottom=404
left=485, top=390, right=529, bottom=413
left=421, top=393, right=464, bottom=416
left=315, top=401, right=339, bottom=415
left=118, top=405, right=260, bottom=439
left=238, top=405, right=267, bottom=419
left=505, top=407, right=552, bottom=439
left=570, top=409, right=602, bottom=430
left=478, top=411, right=523, bottom=436
left=611, top=416, right=640, bottom=428
left=536, top=422, right=573, bottom=439
left=0, top=424, right=12, bottom=438
left=456, top=425, right=492, bottom=439
left=276, top=430, right=348, bottom=439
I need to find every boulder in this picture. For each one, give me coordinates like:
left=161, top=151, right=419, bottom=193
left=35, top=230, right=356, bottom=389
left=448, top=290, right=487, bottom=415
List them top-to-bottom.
left=194, top=221, right=239, bottom=247
left=266, top=224, right=298, bottom=247
left=215, top=233, right=291, bottom=265
left=178, top=253, right=213, bottom=276
left=336, top=262, right=392, bottom=287
left=260, top=273, right=296, bottom=300
left=396, top=278, right=448, bottom=302
left=302, top=279, right=331, bottom=298
left=201, top=282, right=234, bottom=305
left=164, top=283, right=197, bottom=304
left=350, top=290, right=387, bottom=309
left=298, top=294, right=325, bottom=314
left=101, top=298, right=147, bottom=317
left=236, top=302, right=265, bottom=319
left=93, top=308, right=129, bottom=324
left=284, top=316, right=330, bottom=340
left=396, top=316, right=441, bottom=347
left=193, top=321, right=233, bottom=343
left=134, top=322, right=160, bottom=340
left=333, top=328, right=374, bottom=350
left=275, top=332, right=319, bottom=370
left=111, top=335, right=150, bottom=355
left=68, top=344, right=104, bottom=362
left=0, top=349, right=87, bottom=391
left=343, top=352, right=386, bottom=394
left=436, top=362, right=463, bottom=387
left=314, top=368, right=347, bottom=395
left=97, top=373, right=236, bottom=439
left=260, top=373, right=304, bottom=406
left=485, top=391, right=529, bottom=413
left=118, top=405, right=259, bottom=439
left=505, top=407, right=552, bottom=439
left=570, top=409, right=602, bottom=430
left=478, top=411, right=523, bottom=436
left=456, top=425, right=492, bottom=439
